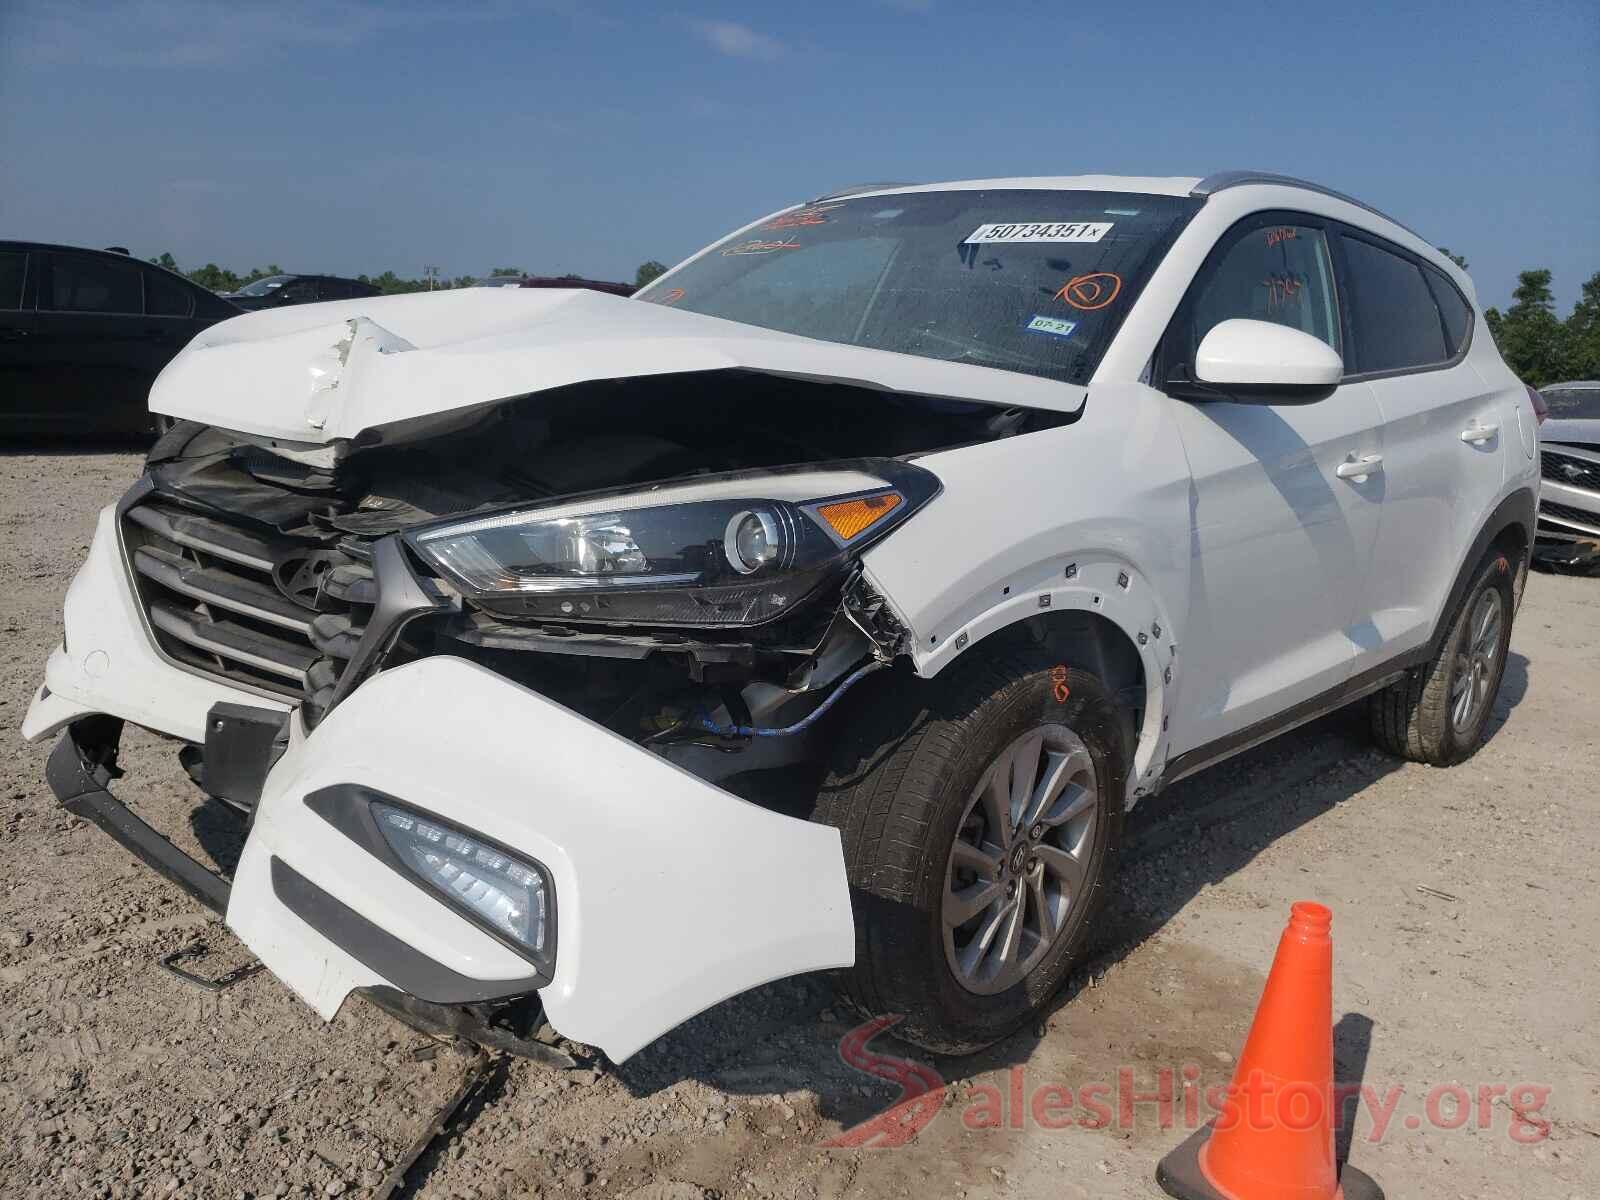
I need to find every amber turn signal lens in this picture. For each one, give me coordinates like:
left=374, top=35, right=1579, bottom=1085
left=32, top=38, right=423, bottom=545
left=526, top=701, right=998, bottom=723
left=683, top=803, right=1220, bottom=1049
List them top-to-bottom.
left=815, top=491, right=903, bottom=541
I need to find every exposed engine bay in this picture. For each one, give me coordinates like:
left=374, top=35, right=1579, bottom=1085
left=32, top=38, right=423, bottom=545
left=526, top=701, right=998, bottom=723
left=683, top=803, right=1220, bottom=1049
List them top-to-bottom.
left=135, top=369, right=1068, bottom=802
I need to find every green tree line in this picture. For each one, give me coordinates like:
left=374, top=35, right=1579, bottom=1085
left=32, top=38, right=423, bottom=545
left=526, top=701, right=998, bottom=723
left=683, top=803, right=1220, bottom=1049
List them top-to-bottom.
left=147, top=253, right=671, bottom=295
left=1484, top=269, right=1600, bottom=387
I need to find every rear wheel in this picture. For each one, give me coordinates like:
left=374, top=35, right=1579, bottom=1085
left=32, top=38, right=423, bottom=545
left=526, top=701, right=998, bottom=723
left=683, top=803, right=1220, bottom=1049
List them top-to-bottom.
left=1370, top=548, right=1515, bottom=765
left=814, top=650, right=1128, bottom=1054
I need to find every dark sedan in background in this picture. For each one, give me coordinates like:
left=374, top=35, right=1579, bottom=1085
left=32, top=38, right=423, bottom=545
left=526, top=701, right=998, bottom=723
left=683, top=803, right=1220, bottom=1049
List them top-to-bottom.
left=1, top=241, right=240, bottom=435
left=220, top=273, right=380, bottom=310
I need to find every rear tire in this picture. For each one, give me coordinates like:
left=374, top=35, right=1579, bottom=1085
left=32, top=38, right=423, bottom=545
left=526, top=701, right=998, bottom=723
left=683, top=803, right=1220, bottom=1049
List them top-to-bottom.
left=1369, top=547, right=1515, bottom=765
left=813, top=649, right=1128, bottom=1054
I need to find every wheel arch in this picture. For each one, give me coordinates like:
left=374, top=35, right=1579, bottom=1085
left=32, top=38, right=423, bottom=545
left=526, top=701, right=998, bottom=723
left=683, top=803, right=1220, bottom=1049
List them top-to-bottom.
left=1428, top=487, right=1536, bottom=655
left=877, top=555, right=1177, bottom=806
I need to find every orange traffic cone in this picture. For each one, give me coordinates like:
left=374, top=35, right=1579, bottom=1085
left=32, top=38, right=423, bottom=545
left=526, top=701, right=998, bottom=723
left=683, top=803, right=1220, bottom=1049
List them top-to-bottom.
left=1156, top=902, right=1383, bottom=1200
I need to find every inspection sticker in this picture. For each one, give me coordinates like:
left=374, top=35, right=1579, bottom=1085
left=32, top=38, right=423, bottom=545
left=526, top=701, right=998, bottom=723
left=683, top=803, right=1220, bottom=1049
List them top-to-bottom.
left=964, top=221, right=1112, bottom=244
left=1024, top=315, right=1077, bottom=338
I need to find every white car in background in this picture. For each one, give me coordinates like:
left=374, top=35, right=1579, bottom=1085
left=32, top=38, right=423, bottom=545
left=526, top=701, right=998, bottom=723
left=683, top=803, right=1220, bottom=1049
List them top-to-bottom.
left=26, top=172, right=1539, bottom=1060
left=1534, top=380, right=1600, bottom=571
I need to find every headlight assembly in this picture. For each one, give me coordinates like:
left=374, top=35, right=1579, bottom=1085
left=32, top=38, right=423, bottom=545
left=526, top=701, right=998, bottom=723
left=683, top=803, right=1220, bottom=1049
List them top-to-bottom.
left=405, top=460, right=938, bottom=628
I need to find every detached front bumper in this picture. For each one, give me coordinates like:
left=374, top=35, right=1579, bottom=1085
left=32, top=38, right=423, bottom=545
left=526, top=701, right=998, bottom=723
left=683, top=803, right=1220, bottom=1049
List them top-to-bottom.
left=28, top=510, right=855, bottom=1062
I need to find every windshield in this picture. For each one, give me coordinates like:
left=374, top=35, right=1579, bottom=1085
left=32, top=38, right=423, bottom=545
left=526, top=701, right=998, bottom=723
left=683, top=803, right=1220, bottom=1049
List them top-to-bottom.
left=637, top=189, right=1199, bottom=385
left=235, top=275, right=292, bottom=296
left=1543, top=387, right=1600, bottom=421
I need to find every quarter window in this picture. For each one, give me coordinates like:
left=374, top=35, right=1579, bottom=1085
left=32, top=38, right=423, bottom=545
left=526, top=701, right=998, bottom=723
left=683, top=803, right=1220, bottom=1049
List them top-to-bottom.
left=1182, top=223, right=1341, bottom=362
left=1339, top=236, right=1448, bottom=373
left=0, top=251, right=25, bottom=309
left=45, top=253, right=142, bottom=314
left=1422, top=264, right=1472, bottom=357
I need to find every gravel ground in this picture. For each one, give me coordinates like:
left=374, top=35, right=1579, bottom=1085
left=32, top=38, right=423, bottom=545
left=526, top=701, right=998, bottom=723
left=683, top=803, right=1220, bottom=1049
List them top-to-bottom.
left=2, top=444, right=1596, bottom=1200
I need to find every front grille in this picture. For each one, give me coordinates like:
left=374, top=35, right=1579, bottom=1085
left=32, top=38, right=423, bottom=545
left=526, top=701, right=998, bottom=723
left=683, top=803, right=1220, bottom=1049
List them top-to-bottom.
left=1541, top=450, right=1600, bottom=493
left=123, top=496, right=376, bottom=719
left=1538, top=498, right=1600, bottom=534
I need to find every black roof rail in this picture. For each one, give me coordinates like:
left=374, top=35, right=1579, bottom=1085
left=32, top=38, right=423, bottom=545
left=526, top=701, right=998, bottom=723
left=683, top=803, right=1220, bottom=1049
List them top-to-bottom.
left=1191, top=171, right=1425, bottom=242
left=809, top=181, right=919, bottom=203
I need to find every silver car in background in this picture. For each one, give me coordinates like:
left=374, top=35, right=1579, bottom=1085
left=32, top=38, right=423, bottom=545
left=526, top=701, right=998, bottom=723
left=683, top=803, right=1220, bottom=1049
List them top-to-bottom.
left=1536, top=380, right=1600, bottom=571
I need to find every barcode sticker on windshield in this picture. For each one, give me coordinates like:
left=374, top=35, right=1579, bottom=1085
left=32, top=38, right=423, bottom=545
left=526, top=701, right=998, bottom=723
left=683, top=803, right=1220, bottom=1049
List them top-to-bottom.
left=965, top=221, right=1113, bottom=245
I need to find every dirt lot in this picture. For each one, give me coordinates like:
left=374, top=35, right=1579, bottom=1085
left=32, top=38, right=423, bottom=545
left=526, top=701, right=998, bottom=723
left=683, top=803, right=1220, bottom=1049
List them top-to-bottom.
left=2, top=445, right=1596, bottom=1200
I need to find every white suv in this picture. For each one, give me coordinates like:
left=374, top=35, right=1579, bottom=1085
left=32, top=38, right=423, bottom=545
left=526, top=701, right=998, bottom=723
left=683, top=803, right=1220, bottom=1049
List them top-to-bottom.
left=25, top=173, right=1539, bottom=1059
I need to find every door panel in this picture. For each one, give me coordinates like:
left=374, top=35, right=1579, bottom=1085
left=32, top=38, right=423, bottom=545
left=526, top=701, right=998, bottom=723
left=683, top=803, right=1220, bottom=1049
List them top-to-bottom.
left=1159, top=214, right=1384, bottom=757
left=1338, top=237, right=1505, bottom=664
left=0, top=249, right=39, bottom=429
left=33, top=252, right=151, bottom=432
left=1364, top=365, right=1505, bottom=658
left=1169, top=389, right=1384, bottom=754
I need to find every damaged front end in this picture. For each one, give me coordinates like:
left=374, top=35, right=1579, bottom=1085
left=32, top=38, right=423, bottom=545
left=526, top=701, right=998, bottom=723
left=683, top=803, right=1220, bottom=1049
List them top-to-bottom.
left=29, top=366, right=1052, bottom=1060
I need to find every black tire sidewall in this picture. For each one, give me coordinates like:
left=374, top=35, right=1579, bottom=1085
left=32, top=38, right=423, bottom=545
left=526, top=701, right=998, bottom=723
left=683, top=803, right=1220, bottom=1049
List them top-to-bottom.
left=1436, top=553, right=1515, bottom=758
left=883, top=661, right=1127, bottom=1051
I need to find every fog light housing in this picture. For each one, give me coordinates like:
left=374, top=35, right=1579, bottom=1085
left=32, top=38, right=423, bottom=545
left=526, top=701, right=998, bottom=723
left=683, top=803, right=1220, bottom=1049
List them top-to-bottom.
left=370, top=800, right=552, bottom=960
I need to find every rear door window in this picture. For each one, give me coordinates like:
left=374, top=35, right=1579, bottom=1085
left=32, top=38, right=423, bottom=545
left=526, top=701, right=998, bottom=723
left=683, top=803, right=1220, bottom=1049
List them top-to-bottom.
left=1339, top=236, right=1448, bottom=374
left=0, top=251, right=26, bottom=309
left=43, top=252, right=142, bottom=314
left=144, top=268, right=195, bottom=317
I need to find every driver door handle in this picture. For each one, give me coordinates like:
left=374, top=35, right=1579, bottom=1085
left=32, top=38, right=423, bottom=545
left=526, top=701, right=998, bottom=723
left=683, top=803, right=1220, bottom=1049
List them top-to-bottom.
left=1459, top=423, right=1498, bottom=443
left=1336, top=454, right=1384, bottom=480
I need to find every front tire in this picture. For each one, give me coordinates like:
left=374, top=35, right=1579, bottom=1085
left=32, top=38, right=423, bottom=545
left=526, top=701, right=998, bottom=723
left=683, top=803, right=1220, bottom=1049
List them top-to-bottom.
left=1370, top=547, right=1516, bottom=765
left=814, top=650, right=1128, bottom=1054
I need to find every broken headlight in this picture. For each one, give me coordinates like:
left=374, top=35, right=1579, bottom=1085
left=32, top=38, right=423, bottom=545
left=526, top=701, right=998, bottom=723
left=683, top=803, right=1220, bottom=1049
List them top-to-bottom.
left=405, top=462, right=938, bottom=628
left=371, top=800, right=552, bottom=959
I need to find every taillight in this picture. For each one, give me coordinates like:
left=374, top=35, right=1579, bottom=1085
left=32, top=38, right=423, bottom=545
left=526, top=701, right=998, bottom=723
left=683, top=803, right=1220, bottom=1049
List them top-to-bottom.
left=1526, top=384, right=1549, bottom=426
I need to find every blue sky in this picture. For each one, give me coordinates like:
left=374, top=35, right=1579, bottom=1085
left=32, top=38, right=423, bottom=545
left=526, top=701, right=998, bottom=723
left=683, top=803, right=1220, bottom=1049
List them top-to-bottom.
left=2, top=0, right=1596, bottom=310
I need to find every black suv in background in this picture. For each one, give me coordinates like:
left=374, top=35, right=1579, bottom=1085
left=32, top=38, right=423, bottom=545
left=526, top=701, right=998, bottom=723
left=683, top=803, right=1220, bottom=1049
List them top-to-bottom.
left=1, top=241, right=241, bottom=436
left=221, top=274, right=380, bottom=310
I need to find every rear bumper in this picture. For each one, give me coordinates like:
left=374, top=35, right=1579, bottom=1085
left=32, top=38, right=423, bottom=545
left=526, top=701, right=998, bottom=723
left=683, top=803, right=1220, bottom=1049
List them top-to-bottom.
left=29, top=512, right=855, bottom=1062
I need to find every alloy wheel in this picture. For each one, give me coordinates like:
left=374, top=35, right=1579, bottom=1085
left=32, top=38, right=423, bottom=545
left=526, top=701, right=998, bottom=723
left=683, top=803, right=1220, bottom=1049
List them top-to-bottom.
left=1450, top=587, right=1504, bottom=734
left=943, top=725, right=1098, bottom=995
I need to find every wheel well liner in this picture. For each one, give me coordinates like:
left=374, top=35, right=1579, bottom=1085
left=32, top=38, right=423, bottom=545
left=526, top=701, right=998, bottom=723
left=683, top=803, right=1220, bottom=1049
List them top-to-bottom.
left=969, top=609, right=1146, bottom=762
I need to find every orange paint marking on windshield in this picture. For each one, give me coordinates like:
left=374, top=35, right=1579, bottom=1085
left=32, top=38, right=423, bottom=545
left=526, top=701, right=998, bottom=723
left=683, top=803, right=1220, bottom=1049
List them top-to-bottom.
left=764, top=204, right=843, bottom=230
left=1054, top=272, right=1122, bottom=311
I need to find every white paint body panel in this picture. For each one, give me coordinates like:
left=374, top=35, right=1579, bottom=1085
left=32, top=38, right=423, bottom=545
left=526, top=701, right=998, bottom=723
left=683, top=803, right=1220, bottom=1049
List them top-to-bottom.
left=149, top=288, right=1087, bottom=444
left=1359, top=358, right=1511, bottom=660
left=861, top=381, right=1189, bottom=798
left=1165, top=382, right=1384, bottom=750
left=228, top=657, right=855, bottom=1062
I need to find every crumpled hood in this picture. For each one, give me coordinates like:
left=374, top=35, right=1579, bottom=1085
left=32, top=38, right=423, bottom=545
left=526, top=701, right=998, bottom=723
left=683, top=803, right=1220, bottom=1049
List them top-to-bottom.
left=149, top=288, right=1087, bottom=445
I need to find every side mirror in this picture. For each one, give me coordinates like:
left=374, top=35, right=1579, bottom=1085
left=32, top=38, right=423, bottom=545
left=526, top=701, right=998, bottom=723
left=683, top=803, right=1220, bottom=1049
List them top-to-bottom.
left=1171, top=319, right=1344, bottom=404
